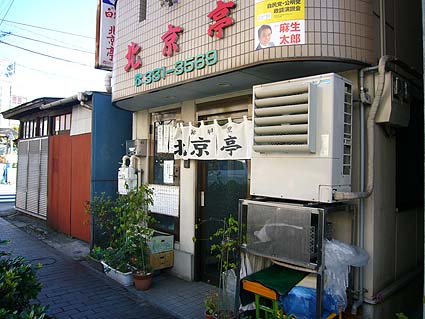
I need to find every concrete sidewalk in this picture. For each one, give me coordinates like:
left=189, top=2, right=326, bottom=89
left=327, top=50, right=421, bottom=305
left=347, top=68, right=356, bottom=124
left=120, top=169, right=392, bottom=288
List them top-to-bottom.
left=1, top=210, right=214, bottom=319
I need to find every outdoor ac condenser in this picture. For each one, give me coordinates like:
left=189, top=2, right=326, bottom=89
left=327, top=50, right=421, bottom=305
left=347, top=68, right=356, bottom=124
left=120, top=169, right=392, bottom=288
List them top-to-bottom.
left=250, top=73, right=353, bottom=203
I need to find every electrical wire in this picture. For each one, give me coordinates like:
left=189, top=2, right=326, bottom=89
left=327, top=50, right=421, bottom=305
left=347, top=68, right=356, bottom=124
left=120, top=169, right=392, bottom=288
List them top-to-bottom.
left=0, top=0, right=14, bottom=28
left=0, top=0, right=12, bottom=20
left=2, top=19, right=94, bottom=39
left=3, top=22, right=93, bottom=51
left=0, top=31, right=94, bottom=54
left=0, top=40, right=93, bottom=67
left=9, top=61, right=107, bottom=81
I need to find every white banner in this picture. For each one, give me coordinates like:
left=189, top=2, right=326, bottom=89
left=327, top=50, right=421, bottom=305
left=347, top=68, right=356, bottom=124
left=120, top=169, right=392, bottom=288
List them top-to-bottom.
left=216, top=117, right=252, bottom=159
left=168, top=118, right=252, bottom=160
left=187, top=121, right=217, bottom=160
left=172, top=123, right=189, bottom=160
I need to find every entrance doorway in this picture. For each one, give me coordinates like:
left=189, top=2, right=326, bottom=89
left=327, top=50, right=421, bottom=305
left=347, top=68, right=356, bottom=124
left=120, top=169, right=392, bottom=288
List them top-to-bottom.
left=196, top=160, right=248, bottom=284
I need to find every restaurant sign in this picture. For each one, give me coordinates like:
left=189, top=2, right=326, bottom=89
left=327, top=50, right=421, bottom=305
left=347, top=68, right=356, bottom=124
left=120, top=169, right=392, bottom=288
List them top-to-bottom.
left=157, top=117, right=252, bottom=160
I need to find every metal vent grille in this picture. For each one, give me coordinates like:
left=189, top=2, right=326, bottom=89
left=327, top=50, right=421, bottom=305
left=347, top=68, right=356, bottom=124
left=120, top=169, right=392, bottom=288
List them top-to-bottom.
left=253, top=83, right=316, bottom=153
left=343, top=83, right=353, bottom=175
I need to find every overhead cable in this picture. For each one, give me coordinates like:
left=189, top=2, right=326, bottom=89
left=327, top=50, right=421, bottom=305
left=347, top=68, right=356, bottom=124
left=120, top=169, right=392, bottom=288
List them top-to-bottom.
left=0, top=0, right=14, bottom=27
left=2, top=19, right=94, bottom=39
left=3, top=23, right=93, bottom=51
left=0, top=31, right=94, bottom=54
left=0, top=40, right=93, bottom=67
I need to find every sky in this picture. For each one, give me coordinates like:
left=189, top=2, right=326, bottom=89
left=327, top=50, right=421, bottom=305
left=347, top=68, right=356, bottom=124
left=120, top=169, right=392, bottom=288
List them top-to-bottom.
left=0, top=0, right=109, bottom=100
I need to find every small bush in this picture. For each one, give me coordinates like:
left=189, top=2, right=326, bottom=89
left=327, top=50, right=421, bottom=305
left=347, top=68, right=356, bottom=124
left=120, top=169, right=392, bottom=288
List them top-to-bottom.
left=0, top=240, right=49, bottom=319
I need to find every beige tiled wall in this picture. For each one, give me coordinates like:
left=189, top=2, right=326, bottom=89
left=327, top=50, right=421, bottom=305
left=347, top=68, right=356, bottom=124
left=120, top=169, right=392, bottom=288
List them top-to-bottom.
left=113, top=0, right=374, bottom=102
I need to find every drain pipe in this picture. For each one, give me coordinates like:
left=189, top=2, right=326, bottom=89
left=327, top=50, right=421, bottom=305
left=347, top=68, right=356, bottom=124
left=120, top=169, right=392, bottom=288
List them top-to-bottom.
left=422, top=1, right=425, bottom=318
left=333, top=55, right=396, bottom=315
left=334, top=55, right=395, bottom=201
left=350, top=64, right=376, bottom=315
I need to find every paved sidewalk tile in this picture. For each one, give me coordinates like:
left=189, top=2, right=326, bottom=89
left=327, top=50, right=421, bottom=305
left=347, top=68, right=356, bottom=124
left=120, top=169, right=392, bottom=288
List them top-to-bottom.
left=0, top=218, right=177, bottom=319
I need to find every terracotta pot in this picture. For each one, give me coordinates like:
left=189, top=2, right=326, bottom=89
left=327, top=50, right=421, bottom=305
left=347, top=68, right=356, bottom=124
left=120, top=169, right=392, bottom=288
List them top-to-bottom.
left=133, top=272, right=153, bottom=290
left=204, top=311, right=216, bottom=319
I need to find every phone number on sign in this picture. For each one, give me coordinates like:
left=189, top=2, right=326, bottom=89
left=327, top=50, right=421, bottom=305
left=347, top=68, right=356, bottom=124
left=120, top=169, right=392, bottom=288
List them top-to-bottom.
left=134, top=50, right=218, bottom=86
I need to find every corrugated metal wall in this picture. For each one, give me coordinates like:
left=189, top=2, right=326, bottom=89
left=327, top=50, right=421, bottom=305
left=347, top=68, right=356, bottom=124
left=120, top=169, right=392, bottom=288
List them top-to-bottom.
left=70, top=133, right=91, bottom=242
left=48, top=134, right=91, bottom=242
left=48, top=135, right=71, bottom=234
left=16, top=138, right=48, bottom=218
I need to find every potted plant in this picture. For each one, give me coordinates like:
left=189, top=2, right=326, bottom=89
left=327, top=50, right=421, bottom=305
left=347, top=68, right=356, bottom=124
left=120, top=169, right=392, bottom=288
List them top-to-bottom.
left=112, top=185, right=155, bottom=289
left=194, top=215, right=239, bottom=319
left=130, top=243, right=153, bottom=291
left=101, top=245, right=134, bottom=286
left=204, top=291, right=219, bottom=319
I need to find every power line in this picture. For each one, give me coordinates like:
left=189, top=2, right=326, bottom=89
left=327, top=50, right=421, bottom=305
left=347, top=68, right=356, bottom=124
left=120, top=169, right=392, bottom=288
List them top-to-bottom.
left=0, top=0, right=14, bottom=28
left=0, top=0, right=12, bottom=19
left=2, top=19, right=94, bottom=39
left=3, top=22, right=93, bottom=51
left=0, top=31, right=94, bottom=54
left=0, top=40, right=93, bottom=67
left=11, top=61, right=107, bottom=82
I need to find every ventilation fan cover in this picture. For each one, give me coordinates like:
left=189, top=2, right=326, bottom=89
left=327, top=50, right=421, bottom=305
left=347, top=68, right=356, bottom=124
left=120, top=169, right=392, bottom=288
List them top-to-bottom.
left=250, top=73, right=353, bottom=203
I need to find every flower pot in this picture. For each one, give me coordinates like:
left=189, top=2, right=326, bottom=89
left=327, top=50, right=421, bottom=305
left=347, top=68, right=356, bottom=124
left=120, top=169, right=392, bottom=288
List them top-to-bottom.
left=86, top=255, right=104, bottom=272
left=101, top=261, right=133, bottom=286
left=133, top=272, right=153, bottom=290
left=204, top=311, right=217, bottom=319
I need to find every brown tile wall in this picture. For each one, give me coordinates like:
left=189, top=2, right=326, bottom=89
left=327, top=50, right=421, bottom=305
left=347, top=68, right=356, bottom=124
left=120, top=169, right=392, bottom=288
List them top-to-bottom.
left=113, top=0, right=374, bottom=102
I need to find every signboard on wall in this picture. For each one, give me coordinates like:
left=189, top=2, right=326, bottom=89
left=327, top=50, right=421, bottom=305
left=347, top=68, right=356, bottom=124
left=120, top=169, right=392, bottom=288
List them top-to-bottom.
left=95, top=0, right=116, bottom=70
left=254, top=0, right=305, bottom=50
left=148, top=184, right=179, bottom=217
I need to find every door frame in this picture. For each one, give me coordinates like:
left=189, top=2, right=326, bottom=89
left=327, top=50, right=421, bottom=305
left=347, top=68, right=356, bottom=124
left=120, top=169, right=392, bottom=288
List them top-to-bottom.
left=193, top=97, right=251, bottom=282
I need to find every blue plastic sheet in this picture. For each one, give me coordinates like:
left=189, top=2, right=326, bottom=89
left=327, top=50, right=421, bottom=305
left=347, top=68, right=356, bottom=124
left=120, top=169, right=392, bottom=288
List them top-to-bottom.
left=279, top=286, right=339, bottom=319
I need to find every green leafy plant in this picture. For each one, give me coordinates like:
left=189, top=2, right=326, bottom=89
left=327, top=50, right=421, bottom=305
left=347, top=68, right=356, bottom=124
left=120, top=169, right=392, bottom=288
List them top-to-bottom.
left=95, top=185, right=155, bottom=275
left=85, top=192, right=116, bottom=247
left=194, top=215, right=239, bottom=319
left=0, top=240, right=49, bottom=319
left=89, top=246, right=105, bottom=260
left=204, top=291, right=219, bottom=316
left=0, top=304, right=50, bottom=319
left=395, top=313, right=408, bottom=319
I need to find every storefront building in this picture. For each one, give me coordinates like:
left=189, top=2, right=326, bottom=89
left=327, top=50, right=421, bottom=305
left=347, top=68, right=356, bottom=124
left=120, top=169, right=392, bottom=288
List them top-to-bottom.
left=110, top=1, right=423, bottom=317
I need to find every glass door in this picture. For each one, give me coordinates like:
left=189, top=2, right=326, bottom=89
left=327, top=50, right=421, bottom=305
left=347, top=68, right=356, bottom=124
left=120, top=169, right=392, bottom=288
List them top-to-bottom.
left=196, top=160, right=248, bottom=284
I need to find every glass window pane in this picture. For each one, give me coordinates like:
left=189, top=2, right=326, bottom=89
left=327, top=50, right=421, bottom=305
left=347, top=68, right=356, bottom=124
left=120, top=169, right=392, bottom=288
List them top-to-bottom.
left=65, top=114, right=71, bottom=130
left=60, top=115, right=65, bottom=131
left=55, top=117, right=60, bottom=133
left=43, top=118, right=48, bottom=136
left=29, top=121, right=33, bottom=138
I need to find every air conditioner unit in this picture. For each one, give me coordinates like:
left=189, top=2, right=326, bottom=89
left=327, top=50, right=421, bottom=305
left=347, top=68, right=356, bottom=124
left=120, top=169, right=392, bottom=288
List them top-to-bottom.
left=250, top=73, right=353, bottom=203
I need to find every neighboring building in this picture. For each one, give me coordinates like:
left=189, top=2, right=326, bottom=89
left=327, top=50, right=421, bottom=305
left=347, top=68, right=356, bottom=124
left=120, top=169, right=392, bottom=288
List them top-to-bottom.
left=108, top=0, right=422, bottom=318
left=0, top=60, right=25, bottom=130
left=2, top=92, right=132, bottom=242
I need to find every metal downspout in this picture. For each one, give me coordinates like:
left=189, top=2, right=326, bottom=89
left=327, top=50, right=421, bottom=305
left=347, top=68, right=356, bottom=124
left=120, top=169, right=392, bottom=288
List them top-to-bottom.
left=422, top=0, right=425, bottom=317
left=351, top=67, right=374, bottom=315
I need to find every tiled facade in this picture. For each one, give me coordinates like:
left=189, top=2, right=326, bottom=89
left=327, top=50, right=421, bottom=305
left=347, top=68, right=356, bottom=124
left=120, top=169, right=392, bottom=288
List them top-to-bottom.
left=112, top=0, right=374, bottom=102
